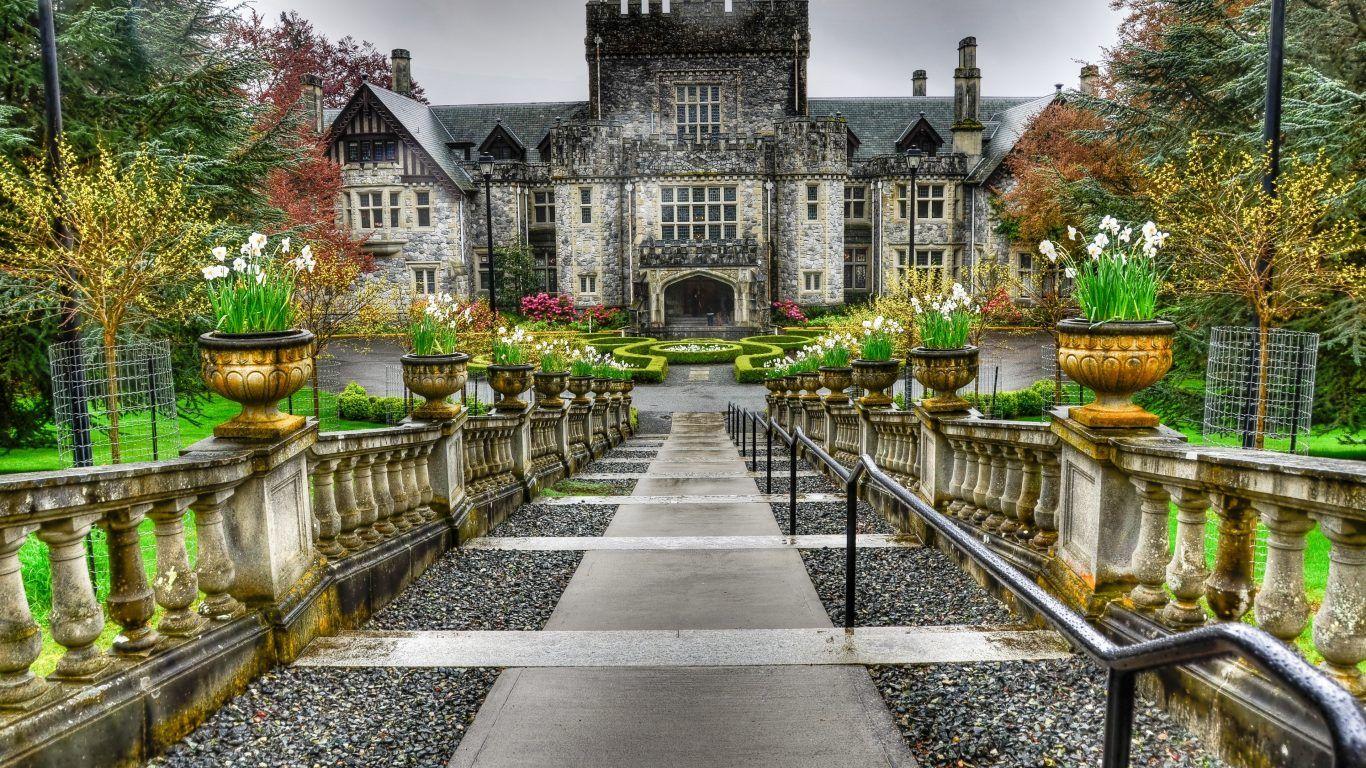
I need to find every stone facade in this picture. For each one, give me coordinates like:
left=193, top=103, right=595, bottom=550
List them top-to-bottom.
left=323, top=0, right=1063, bottom=331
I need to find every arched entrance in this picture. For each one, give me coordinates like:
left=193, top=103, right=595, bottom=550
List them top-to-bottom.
left=664, top=275, right=735, bottom=326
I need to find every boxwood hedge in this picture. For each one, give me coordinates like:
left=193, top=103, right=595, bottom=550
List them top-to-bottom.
left=741, top=334, right=811, bottom=352
left=650, top=339, right=742, bottom=364
left=733, top=340, right=785, bottom=383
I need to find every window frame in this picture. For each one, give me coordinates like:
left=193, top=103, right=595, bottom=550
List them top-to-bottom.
left=675, top=83, right=723, bottom=142
left=916, top=183, right=947, bottom=220
left=805, top=184, right=821, bottom=221
left=660, top=185, right=739, bottom=242
left=843, top=185, right=867, bottom=220
left=579, top=187, right=593, bottom=225
left=531, top=189, right=556, bottom=226
left=356, top=190, right=386, bottom=229
left=415, top=190, right=432, bottom=228
left=843, top=246, right=870, bottom=291
left=894, top=247, right=949, bottom=282
left=411, top=265, right=439, bottom=296
left=800, top=270, right=824, bottom=294
left=578, top=273, right=599, bottom=295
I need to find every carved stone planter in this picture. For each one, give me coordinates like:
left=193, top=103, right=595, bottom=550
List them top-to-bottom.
left=1056, top=318, right=1175, bottom=428
left=199, top=329, right=315, bottom=440
left=909, top=346, right=978, bottom=413
left=401, top=352, right=470, bottom=420
left=851, top=359, right=899, bottom=409
left=488, top=364, right=535, bottom=413
left=819, top=366, right=853, bottom=405
left=796, top=370, right=822, bottom=402
left=533, top=371, right=570, bottom=410
left=567, top=375, right=594, bottom=405
left=782, top=376, right=799, bottom=401
left=591, top=377, right=612, bottom=399
left=764, top=378, right=785, bottom=395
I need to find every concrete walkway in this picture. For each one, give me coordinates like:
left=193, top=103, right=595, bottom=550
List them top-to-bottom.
left=447, top=413, right=919, bottom=767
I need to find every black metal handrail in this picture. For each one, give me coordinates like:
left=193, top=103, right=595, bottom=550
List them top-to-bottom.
left=726, top=403, right=1366, bottom=768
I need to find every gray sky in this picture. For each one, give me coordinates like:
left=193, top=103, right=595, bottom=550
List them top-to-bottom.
left=244, top=0, right=1123, bottom=104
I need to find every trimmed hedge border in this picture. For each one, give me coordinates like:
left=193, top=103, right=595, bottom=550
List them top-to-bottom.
left=780, top=327, right=826, bottom=339
left=741, top=334, right=810, bottom=352
left=608, top=338, right=669, bottom=383
left=650, top=339, right=742, bottom=365
left=733, top=340, right=785, bottom=383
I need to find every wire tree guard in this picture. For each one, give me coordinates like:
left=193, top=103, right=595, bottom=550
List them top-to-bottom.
left=1203, top=327, right=1318, bottom=453
left=50, top=337, right=180, bottom=467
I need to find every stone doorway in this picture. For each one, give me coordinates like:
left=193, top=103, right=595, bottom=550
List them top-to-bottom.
left=664, top=275, right=735, bottom=327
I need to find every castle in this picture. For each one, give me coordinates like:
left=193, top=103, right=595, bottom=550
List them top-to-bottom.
left=318, top=0, right=1085, bottom=335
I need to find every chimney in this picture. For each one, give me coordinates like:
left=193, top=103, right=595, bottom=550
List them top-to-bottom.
left=952, top=37, right=983, bottom=156
left=390, top=48, right=412, bottom=97
left=1079, top=64, right=1100, bottom=97
left=912, top=69, right=927, bottom=97
left=301, top=74, right=325, bottom=134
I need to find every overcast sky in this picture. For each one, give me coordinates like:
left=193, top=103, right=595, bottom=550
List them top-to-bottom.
left=243, top=0, right=1123, bottom=104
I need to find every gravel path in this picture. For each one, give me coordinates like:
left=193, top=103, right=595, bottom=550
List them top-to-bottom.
left=582, top=461, right=651, bottom=475
left=755, top=474, right=838, bottom=496
left=777, top=500, right=896, bottom=536
left=494, top=501, right=617, bottom=537
left=800, top=547, right=1014, bottom=627
left=367, top=549, right=581, bottom=631
left=871, top=659, right=1227, bottom=768
left=150, top=667, right=499, bottom=768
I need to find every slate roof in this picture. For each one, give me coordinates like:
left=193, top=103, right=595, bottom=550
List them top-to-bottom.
left=969, top=93, right=1056, bottom=183
left=808, top=94, right=1053, bottom=175
left=431, top=102, right=589, bottom=151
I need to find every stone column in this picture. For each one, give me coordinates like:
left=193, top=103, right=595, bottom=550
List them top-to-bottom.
left=915, top=408, right=961, bottom=511
left=427, top=411, right=469, bottom=517
left=1127, top=479, right=1171, bottom=611
left=1162, top=485, right=1210, bottom=628
left=149, top=496, right=204, bottom=638
left=1252, top=502, right=1313, bottom=643
left=103, top=503, right=159, bottom=655
left=39, top=514, right=110, bottom=680
left=1311, top=514, right=1363, bottom=696
left=0, top=524, right=46, bottom=708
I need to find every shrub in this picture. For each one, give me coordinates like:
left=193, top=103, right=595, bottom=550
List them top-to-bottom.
left=520, top=293, right=578, bottom=324
left=771, top=299, right=806, bottom=324
left=572, top=305, right=627, bottom=331
left=741, top=334, right=809, bottom=352
left=607, top=338, right=668, bottom=382
left=733, top=341, right=784, bottom=383
left=337, top=382, right=371, bottom=422
left=1016, top=388, right=1045, bottom=417
left=369, top=396, right=407, bottom=424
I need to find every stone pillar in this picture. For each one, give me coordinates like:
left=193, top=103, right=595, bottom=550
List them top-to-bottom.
left=914, top=408, right=959, bottom=510
left=427, top=411, right=469, bottom=516
left=510, top=411, right=533, bottom=488
left=183, top=425, right=319, bottom=605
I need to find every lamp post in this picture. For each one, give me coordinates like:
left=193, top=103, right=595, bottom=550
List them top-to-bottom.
left=903, top=149, right=923, bottom=403
left=480, top=153, right=497, bottom=315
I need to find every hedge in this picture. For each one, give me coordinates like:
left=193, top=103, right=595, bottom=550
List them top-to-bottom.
left=780, top=327, right=826, bottom=339
left=741, top=334, right=811, bottom=352
left=587, top=336, right=656, bottom=353
left=608, top=338, right=668, bottom=383
left=649, top=339, right=742, bottom=364
left=733, top=340, right=785, bottom=383
left=337, top=382, right=406, bottom=425
left=963, top=385, right=1046, bottom=420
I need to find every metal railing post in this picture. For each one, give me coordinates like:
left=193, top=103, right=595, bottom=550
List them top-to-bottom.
left=740, top=411, right=747, bottom=456
left=749, top=413, right=757, bottom=473
left=765, top=417, right=773, bottom=495
left=788, top=431, right=797, bottom=536
left=844, top=463, right=864, bottom=630
left=1101, top=669, right=1136, bottom=768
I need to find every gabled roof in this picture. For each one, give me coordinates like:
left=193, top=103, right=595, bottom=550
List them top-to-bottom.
left=327, top=81, right=474, bottom=191
left=969, top=93, right=1057, bottom=183
left=808, top=95, right=1049, bottom=164
left=432, top=102, right=589, bottom=154
left=895, top=114, right=944, bottom=154
left=479, top=120, right=527, bottom=159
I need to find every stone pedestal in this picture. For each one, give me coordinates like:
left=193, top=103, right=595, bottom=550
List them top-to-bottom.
left=914, top=407, right=966, bottom=509
left=426, top=410, right=469, bottom=515
left=183, top=424, right=319, bottom=604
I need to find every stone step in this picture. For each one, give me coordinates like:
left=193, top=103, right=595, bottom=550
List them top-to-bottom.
left=573, top=471, right=820, bottom=480
left=536, top=493, right=840, bottom=506
left=464, top=534, right=918, bottom=551
left=297, top=626, right=1069, bottom=669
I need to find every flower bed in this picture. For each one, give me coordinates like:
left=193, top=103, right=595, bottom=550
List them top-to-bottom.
left=741, top=334, right=810, bottom=352
left=605, top=338, right=668, bottom=383
left=648, top=339, right=741, bottom=365
left=733, top=340, right=785, bottom=383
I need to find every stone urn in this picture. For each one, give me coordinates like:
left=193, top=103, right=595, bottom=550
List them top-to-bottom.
left=1056, top=318, right=1175, bottom=428
left=199, top=329, right=315, bottom=440
left=909, top=346, right=978, bottom=413
left=400, top=352, right=470, bottom=420
left=851, top=359, right=899, bottom=409
left=488, top=363, right=535, bottom=413
left=819, top=366, right=853, bottom=405
left=533, top=370, right=570, bottom=410
left=796, top=370, right=822, bottom=402
left=567, top=375, right=594, bottom=406
left=782, top=376, right=800, bottom=400
left=591, top=377, right=612, bottom=402
left=610, top=378, right=630, bottom=400
left=764, top=378, right=785, bottom=395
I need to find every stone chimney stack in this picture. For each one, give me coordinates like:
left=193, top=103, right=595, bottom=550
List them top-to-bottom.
left=952, top=37, right=983, bottom=156
left=390, top=48, right=412, bottom=97
left=1079, top=64, right=1100, bottom=97
left=912, top=69, right=927, bottom=97
left=301, top=74, right=325, bottom=134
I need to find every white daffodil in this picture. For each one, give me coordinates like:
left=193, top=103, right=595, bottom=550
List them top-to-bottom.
left=1100, top=215, right=1120, bottom=234
left=1141, top=221, right=1158, bottom=240
left=1067, top=225, right=1079, bottom=241
left=1119, top=227, right=1132, bottom=243
left=248, top=232, right=268, bottom=250
left=1093, top=232, right=1110, bottom=248
left=281, top=237, right=291, bottom=253
left=1038, top=240, right=1057, bottom=261
left=1086, top=243, right=1103, bottom=259
left=212, top=246, right=228, bottom=262
left=232, top=257, right=247, bottom=272
left=1064, top=266, right=1077, bottom=279
left=255, top=271, right=266, bottom=285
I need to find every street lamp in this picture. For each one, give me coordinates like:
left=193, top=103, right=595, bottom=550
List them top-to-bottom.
left=903, top=148, right=924, bottom=403
left=479, top=153, right=497, bottom=315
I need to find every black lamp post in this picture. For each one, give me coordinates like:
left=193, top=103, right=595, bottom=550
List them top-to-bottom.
left=903, top=148, right=923, bottom=403
left=479, top=153, right=497, bottom=315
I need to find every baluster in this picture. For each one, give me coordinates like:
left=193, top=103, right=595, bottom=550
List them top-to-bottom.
left=947, top=440, right=972, bottom=518
left=416, top=444, right=437, bottom=521
left=970, top=444, right=992, bottom=525
left=997, top=447, right=1024, bottom=537
left=1014, top=447, right=1040, bottom=542
left=401, top=448, right=424, bottom=526
left=388, top=449, right=413, bottom=532
left=1030, top=450, right=1060, bottom=551
left=371, top=451, right=397, bottom=537
left=352, top=455, right=381, bottom=544
left=334, top=457, right=363, bottom=551
left=311, top=459, right=345, bottom=557
left=1127, top=479, right=1172, bottom=611
left=1162, top=486, right=1210, bottom=627
left=194, top=490, right=244, bottom=622
left=1205, top=493, right=1256, bottom=621
left=149, top=496, right=204, bottom=638
left=104, top=503, right=159, bottom=654
left=1252, top=503, right=1313, bottom=644
left=38, top=514, right=111, bottom=679
left=1310, top=515, right=1363, bottom=696
left=0, top=525, right=47, bottom=708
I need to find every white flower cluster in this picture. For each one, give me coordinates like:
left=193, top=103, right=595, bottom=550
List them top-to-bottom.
left=1040, top=216, right=1169, bottom=267
left=202, top=233, right=313, bottom=282
left=909, top=282, right=976, bottom=318
left=421, top=293, right=473, bottom=326
left=860, top=315, right=905, bottom=336
left=495, top=326, right=533, bottom=347
left=660, top=344, right=730, bottom=353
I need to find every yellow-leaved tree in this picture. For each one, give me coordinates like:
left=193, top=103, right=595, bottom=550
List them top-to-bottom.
left=1151, top=135, right=1365, bottom=447
left=0, top=143, right=214, bottom=462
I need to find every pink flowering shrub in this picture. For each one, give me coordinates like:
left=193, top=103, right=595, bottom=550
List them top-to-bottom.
left=519, top=293, right=578, bottom=324
left=771, top=299, right=807, bottom=324
left=571, top=304, right=627, bottom=331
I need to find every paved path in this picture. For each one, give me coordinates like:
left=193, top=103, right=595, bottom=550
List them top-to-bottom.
left=448, top=413, right=919, bottom=767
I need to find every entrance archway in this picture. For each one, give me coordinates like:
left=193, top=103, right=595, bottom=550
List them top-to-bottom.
left=664, top=275, right=735, bottom=326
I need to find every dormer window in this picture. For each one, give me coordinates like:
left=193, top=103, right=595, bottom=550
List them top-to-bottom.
left=345, top=138, right=398, bottom=164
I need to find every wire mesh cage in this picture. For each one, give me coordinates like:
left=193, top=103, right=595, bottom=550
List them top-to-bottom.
left=1203, top=327, right=1318, bottom=453
left=50, top=337, right=180, bottom=467
left=1038, top=338, right=1092, bottom=407
left=282, top=354, right=343, bottom=423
